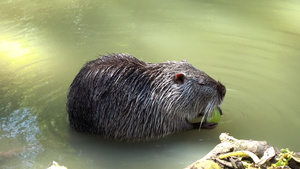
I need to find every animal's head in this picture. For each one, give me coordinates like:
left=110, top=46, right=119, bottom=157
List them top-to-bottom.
left=156, top=60, right=226, bottom=123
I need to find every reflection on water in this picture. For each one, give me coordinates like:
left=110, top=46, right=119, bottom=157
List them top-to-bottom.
left=0, top=0, right=300, bottom=168
left=0, top=40, right=32, bottom=59
left=0, top=108, right=43, bottom=168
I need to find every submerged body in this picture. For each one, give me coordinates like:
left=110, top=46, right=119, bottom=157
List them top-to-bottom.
left=67, top=53, right=226, bottom=140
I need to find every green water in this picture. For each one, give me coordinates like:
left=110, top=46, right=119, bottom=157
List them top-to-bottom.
left=1, top=0, right=300, bottom=168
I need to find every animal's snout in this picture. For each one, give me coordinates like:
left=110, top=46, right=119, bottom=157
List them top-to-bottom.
left=217, top=82, right=226, bottom=100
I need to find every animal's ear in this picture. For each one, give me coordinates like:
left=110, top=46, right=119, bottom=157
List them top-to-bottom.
left=174, top=73, right=185, bottom=84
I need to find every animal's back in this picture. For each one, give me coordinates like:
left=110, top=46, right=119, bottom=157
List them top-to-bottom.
left=67, top=54, right=184, bottom=140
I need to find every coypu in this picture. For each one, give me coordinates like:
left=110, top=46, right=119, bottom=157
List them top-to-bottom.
left=67, top=53, right=226, bottom=141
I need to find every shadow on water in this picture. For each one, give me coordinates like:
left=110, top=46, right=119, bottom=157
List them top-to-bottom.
left=67, top=128, right=220, bottom=169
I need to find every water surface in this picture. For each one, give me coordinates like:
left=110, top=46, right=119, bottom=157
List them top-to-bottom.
left=1, top=0, right=300, bottom=168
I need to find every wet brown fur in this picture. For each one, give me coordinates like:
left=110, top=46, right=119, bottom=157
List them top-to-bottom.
left=67, top=53, right=226, bottom=141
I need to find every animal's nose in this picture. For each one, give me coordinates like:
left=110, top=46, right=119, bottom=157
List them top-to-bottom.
left=217, top=82, right=226, bottom=100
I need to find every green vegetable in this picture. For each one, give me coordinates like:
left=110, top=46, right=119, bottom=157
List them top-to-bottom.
left=190, top=108, right=222, bottom=123
left=207, top=108, right=221, bottom=123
